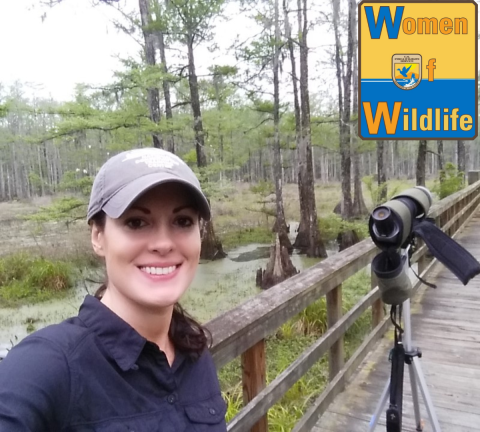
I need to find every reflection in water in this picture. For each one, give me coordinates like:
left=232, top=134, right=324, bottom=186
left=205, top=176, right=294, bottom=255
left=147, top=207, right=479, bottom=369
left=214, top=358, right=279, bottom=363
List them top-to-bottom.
left=0, top=241, right=336, bottom=358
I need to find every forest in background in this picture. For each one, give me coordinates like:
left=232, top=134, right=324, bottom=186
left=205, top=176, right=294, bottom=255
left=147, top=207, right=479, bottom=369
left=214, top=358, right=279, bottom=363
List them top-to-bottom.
left=0, top=0, right=477, bottom=258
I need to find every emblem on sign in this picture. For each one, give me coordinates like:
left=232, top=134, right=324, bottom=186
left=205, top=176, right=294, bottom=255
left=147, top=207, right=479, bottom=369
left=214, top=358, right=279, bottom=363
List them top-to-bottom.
left=392, top=54, right=422, bottom=90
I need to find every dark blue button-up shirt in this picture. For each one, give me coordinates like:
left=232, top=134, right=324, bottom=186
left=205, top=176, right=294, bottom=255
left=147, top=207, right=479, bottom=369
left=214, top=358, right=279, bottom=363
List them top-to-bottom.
left=0, top=295, right=227, bottom=431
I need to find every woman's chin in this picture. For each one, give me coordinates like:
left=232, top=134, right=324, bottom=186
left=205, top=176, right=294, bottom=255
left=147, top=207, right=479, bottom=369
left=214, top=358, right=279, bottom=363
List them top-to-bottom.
left=136, top=295, right=181, bottom=310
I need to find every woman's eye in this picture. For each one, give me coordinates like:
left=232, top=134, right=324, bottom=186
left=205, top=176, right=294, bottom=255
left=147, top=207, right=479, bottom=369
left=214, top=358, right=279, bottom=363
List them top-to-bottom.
left=175, top=216, right=194, bottom=227
left=126, top=218, right=147, bottom=229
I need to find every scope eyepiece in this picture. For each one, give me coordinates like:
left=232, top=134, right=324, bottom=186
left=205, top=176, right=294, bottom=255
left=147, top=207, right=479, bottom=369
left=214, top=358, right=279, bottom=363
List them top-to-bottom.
left=369, top=186, right=433, bottom=250
left=371, top=206, right=396, bottom=237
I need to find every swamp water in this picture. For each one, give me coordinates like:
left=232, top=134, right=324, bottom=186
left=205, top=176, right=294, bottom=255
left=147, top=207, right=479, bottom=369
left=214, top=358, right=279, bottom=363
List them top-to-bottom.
left=0, top=236, right=337, bottom=359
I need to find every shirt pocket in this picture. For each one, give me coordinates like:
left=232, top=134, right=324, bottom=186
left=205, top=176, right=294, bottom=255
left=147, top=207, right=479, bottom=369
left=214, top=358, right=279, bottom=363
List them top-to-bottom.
left=184, top=393, right=227, bottom=431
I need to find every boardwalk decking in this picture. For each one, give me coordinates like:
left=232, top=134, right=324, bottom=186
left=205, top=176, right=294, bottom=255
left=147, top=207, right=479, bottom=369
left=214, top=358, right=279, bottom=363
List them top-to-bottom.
left=313, top=213, right=480, bottom=432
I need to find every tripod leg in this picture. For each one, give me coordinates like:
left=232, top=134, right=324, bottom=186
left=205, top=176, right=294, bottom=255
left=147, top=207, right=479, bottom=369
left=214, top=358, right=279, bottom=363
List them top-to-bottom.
left=403, top=300, right=422, bottom=430
left=387, top=344, right=405, bottom=432
left=411, top=357, right=442, bottom=432
left=407, top=361, right=423, bottom=431
left=369, top=379, right=390, bottom=431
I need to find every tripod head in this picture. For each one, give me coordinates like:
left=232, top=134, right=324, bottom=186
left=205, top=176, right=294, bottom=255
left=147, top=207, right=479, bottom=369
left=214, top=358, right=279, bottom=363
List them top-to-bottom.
left=369, top=187, right=480, bottom=305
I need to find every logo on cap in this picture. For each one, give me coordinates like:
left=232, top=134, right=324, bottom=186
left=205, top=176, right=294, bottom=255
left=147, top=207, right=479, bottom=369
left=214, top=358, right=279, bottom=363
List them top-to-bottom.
left=121, top=148, right=185, bottom=169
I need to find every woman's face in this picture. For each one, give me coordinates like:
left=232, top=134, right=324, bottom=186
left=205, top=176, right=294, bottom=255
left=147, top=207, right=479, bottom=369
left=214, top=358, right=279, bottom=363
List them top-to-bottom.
left=91, top=182, right=201, bottom=312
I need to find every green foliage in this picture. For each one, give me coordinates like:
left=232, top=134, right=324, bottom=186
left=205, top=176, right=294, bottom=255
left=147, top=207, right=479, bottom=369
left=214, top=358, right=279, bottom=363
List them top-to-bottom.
left=152, top=0, right=226, bottom=43
left=210, top=65, right=238, bottom=77
left=252, top=99, right=274, bottom=115
left=0, top=102, right=9, bottom=117
left=182, top=149, right=198, bottom=166
left=432, top=163, right=465, bottom=199
left=58, top=171, right=94, bottom=196
left=28, top=172, right=45, bottom=192
left=363, top=176, right=401, bottom=207
left=249, top=180, right=274, bottom=197
left=24, top=197, right=87, bottom=223
left=318, top=214, right=369, bottom=243
left=219, top=226, right=273, bottom=249
left=0, top=252, right=75, bottom=306
left=223, top=385, right=243, bottom=423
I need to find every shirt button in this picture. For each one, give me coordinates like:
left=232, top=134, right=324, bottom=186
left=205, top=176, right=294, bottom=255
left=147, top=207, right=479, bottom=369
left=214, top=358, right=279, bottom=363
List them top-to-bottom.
left=167, top=394, right=177, bottom=404
left=209, top=408, right=216, bottom=415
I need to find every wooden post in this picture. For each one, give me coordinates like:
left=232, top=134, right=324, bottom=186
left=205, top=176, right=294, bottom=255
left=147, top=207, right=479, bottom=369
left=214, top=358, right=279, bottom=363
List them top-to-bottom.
left=371, top=267, right=384, bottom=328
left=327, top=285, right=344, bottom=380
left=241, top=339, right=267, bottom=432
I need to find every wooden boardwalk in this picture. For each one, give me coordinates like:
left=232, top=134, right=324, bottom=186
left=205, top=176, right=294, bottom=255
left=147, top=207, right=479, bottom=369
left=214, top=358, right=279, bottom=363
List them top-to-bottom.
left=313, top=213, right=480, bottom=432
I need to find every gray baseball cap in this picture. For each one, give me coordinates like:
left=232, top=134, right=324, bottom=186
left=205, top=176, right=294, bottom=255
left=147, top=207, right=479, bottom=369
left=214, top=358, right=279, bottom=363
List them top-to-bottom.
left=87, top=148, right=211, bottom=222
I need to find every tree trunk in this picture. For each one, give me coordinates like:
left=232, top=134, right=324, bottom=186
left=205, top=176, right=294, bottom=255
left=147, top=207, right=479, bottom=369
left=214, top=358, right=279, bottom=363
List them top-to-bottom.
left=138, top=0, right=162, bottom=149
left=272, top=0, right=292, bottom=251
left=289, top=0, right=326, bottom=257
left=332, top=0, right=353, bottom=219
left=350, top=0, right=368, bottom=217
left=156, top=16, right=174, bottom=153
left=184, top=32, right=222, bottom=257
left=186, top=34, right=207, bottom=167
left=213, top=75, right=225, bottom=182
left=377, top=140, right=387, bottom=202
left=416, top=140, right=427, bottom=186
left=437, top=140, right=445, bottom=184
left=457, top=140, right=466, bottom=176
left=352, top=150, right=368, bottom=215
left=200, top=219, right=227, bottom=261
left=337, top=229, right=360, bottom=252
left=256, top=234, right=298, bottom=289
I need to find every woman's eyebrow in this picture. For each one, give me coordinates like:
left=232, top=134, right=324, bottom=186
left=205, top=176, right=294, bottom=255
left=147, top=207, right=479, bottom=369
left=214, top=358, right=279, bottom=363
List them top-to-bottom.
left=173, top=204, right=197, bottom=213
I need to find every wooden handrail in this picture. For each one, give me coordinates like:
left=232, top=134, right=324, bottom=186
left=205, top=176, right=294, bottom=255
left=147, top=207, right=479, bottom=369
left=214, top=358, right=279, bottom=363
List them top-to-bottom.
left=206, top=179, right=480, bottom=432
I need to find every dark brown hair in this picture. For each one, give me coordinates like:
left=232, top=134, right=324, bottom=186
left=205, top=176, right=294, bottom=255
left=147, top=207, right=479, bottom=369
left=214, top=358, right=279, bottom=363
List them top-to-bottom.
left=90, top=211, right=211, bottom=360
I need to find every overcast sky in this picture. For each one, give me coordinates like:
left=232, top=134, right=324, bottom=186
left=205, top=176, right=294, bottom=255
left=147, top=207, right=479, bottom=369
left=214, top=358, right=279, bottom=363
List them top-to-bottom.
left=0, top=0, right=332, bottom=104
left=0, top=1, right=144, bottom=100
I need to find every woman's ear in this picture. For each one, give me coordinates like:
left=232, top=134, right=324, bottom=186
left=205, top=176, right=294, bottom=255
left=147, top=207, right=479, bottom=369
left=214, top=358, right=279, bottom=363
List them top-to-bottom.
left=91, top=223, right=105, bottom=257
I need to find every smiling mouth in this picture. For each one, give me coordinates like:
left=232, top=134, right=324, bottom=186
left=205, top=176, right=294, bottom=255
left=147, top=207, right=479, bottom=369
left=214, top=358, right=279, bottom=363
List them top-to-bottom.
left=139, top=265, right=179, bottom=276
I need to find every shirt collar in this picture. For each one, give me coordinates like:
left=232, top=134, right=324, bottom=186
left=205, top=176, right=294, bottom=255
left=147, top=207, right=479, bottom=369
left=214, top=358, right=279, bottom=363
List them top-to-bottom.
left=78, top=295, right=147, bottom=372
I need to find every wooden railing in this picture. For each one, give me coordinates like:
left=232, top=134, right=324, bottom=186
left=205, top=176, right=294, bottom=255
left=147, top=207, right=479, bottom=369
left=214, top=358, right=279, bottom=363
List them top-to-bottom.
left=206, top=177, right=480, bottom=432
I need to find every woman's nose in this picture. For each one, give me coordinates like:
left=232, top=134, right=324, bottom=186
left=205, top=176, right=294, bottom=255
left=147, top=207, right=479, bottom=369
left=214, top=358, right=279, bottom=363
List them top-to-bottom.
left=148, top=225, right=175, bottom=254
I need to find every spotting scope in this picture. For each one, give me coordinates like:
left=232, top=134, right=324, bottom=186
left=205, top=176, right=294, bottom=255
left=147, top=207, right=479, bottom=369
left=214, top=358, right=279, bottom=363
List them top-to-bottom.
left=369, top=187, right=480, bottom=305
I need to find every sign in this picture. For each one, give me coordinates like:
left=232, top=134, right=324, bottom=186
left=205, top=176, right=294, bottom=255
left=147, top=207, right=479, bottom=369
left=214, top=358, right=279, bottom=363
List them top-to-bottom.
left=358, top=1, right=478, bottom=140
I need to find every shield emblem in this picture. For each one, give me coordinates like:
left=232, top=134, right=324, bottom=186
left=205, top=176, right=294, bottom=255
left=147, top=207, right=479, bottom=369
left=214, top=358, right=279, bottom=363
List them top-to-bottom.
left=392, top=54, right=422, bottom=90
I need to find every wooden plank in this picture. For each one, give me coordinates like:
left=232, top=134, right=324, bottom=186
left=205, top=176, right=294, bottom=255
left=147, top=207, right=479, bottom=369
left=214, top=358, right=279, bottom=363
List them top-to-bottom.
left=208, top=239, right=378, bottom=369
left=227, top=287, right=383, bottom=432
left=291, top=316, right=391, bottom=432
left=354, top=363, right=480, bottom=414
left=317, top=405, right=480, bottom=432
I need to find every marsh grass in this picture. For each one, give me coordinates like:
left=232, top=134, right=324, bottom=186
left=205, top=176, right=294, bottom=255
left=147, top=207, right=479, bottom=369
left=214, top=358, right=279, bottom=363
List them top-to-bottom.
left=220, top=226, right=274, bottom=249
left=0, top=252, right=76, bottom=306
left=218, top=270, right=373, bottom=429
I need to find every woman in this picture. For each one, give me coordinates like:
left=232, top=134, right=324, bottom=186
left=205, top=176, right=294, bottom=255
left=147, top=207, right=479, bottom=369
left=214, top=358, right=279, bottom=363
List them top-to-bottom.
left=0, top=147, right=227, bottom=431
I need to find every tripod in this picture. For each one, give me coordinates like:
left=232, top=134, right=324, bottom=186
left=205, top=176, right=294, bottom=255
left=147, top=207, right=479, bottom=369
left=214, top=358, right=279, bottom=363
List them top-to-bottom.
left=368, top=299, right=441, bottom=432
